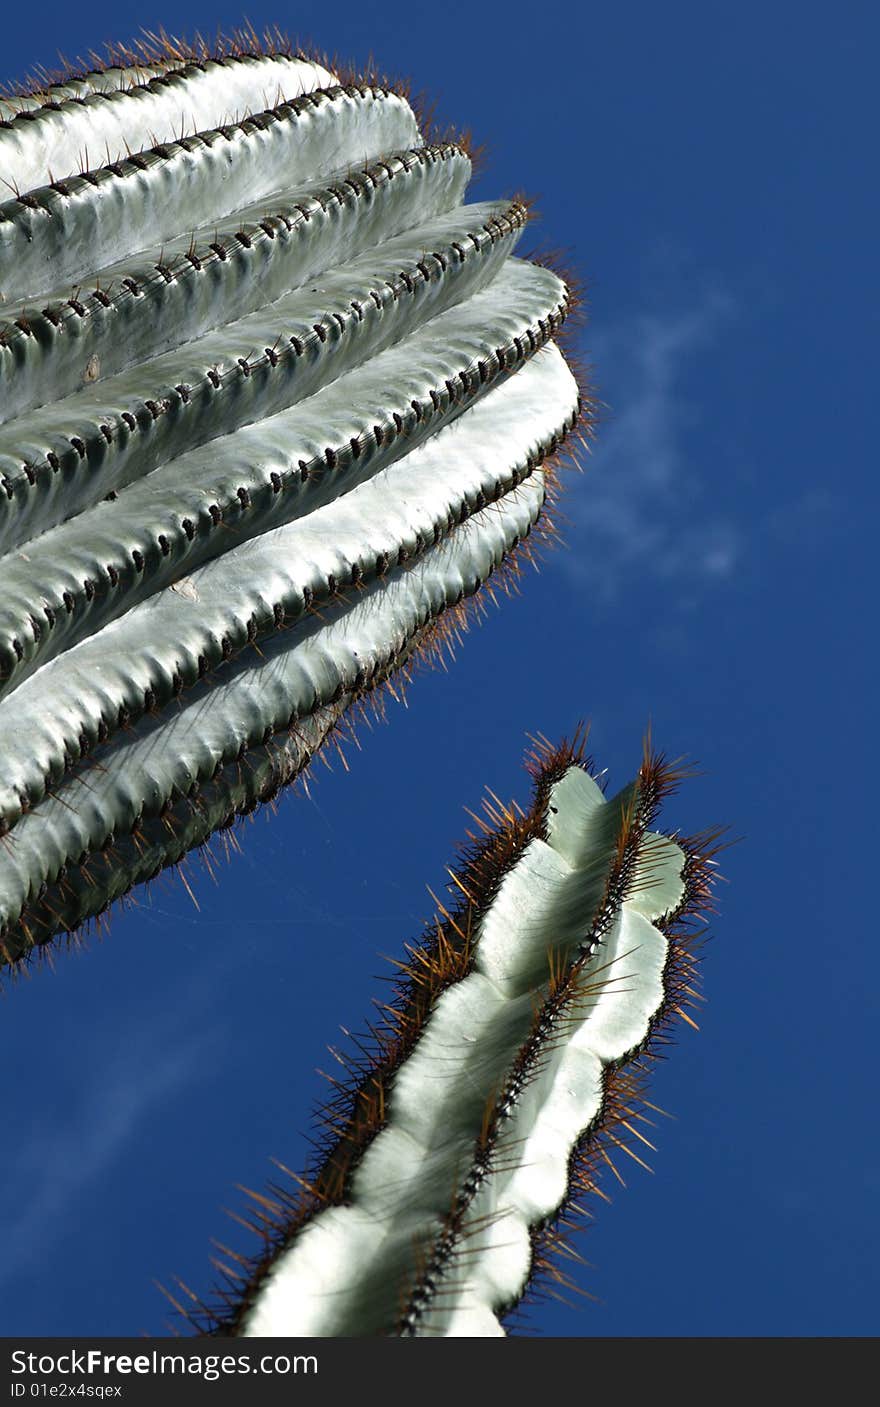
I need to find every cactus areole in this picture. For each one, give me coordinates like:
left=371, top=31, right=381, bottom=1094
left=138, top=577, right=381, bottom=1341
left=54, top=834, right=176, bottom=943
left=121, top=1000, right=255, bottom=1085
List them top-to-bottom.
left=0, top=34, right=591, bottom=966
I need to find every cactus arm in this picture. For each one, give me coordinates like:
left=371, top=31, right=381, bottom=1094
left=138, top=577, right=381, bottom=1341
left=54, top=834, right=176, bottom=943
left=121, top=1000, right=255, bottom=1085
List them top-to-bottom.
left=0, top=83, right=419, bottom=306
left=0, top=257, right=564, bottom=707
left=173, top=740, right=712, bottom=1337
left=242, top=766, right=664, bottom=1337
left=419, top=851, right=683, bottom=1336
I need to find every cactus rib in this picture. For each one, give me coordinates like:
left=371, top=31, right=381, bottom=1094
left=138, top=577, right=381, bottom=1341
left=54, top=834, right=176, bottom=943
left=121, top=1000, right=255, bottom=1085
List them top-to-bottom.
left=0, top=80, right=417, bottom=305
left=0, top=140, right=471, bottom=430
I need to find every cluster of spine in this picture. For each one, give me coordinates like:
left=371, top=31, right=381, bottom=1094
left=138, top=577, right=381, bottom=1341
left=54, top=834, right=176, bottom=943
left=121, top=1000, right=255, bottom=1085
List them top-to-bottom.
left=0, top=33, right=591, bottom=969
left=162, top=732, right=721, bottom=1337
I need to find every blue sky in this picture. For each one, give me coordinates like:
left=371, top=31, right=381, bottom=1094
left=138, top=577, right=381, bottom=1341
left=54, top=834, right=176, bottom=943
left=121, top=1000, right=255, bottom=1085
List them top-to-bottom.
left=1, top=0, right=876, bottom=1338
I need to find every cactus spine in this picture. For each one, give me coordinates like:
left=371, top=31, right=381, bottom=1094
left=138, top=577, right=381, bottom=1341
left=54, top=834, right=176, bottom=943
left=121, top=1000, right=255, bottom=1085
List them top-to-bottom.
left=0, top=34, right=588, bottom=967
left=166, top=731, right=718, bottom=1337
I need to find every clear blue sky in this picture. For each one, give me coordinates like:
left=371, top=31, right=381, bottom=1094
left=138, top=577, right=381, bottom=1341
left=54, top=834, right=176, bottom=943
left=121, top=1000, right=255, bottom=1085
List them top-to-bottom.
left=1, top=0, right=876, bottom=1338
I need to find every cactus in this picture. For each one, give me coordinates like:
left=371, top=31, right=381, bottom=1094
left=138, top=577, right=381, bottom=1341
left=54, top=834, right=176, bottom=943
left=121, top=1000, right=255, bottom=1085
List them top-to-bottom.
left=0, top=32, right=589, bottom=968
left=161, top=730, right=720, bottom=1337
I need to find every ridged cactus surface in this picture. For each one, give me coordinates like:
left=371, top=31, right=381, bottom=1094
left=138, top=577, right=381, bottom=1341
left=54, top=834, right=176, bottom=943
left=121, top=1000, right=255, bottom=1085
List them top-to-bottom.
left=0, top=37, right=587, bottom=967
left=168, top=732, right=718, bottom=1337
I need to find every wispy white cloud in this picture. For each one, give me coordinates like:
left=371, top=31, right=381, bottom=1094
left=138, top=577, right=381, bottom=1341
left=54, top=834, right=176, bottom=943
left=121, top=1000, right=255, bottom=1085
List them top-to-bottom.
left=556, top=289, right=741, bottom=601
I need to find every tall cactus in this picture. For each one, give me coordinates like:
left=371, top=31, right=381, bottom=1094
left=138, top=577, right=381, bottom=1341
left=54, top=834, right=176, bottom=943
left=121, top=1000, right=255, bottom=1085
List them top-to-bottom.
left=0, top=33, right=589, bottom=968
left=162, top=731, right=720, bottom=1337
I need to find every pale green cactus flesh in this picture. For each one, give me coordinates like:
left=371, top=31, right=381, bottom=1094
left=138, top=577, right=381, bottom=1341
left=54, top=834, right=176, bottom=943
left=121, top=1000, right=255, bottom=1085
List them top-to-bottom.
left=0, top=40, right=588, bottom=966
left=170, top=735, right=715, bottom=1337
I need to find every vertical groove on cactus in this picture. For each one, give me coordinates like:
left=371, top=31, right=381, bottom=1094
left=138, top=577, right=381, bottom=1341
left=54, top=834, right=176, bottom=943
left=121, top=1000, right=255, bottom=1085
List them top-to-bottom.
left=0, top=35, right=593, bottom=970
left=160, top=730, right=721, bottom=1337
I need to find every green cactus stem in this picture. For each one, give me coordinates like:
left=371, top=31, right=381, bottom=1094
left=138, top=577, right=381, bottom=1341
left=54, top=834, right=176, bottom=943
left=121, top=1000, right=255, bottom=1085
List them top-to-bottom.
left=0, top=33, right=591, bottom=968
left=163, top=730, right=721, bottom=1337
